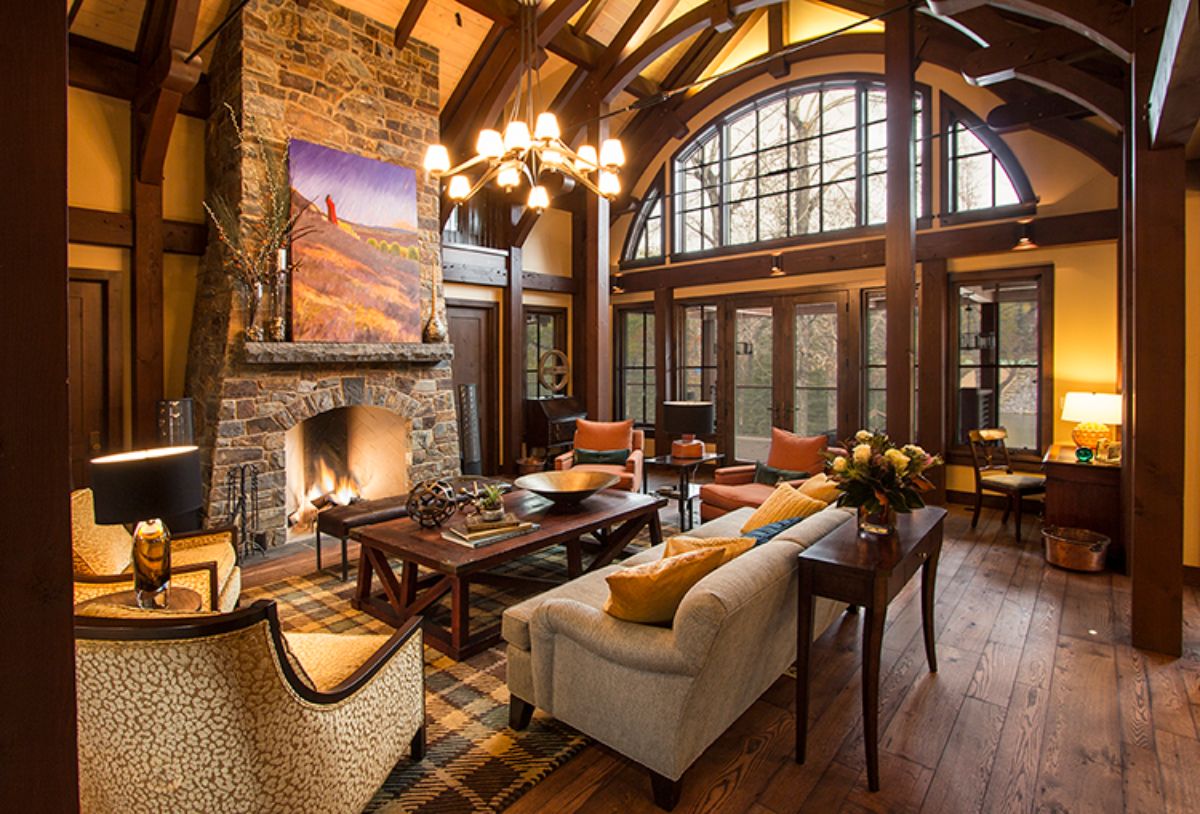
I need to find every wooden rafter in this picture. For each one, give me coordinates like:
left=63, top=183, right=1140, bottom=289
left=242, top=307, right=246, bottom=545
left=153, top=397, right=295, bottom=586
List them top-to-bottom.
left=394, top=0, right=429, bottom=50
left=573, top=0, right=610, bottom=37
left=926, top=0, right=1133, bottom=61
left=1149, top=0, right=1200, bottom=147
left=960, top=25, right=1095, bottom=83
left=985, top=92, right=1091, bottom=130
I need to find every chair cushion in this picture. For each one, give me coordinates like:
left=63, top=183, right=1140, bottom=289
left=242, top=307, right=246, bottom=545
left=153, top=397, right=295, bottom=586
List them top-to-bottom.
left=575, top=418, right=634, bottom=452
left=766, top=427, right=827, bottom=474
left=575, top=447, right=630, bottom=465
left=754, top=461, right=810, bottom=485
left=570, top=463, right=635, bottom=491
left=797, top=472, right=841, bottom=503
left=982, top=473, right=1047, bottom=491
left=698, top=481, right=776, bottom=512
left=741, top=484, right=827, bottom=533
left=70, top=489, right=133, bottom=576
left=663, top=535, right=754, bottom=564
left=173, top=541, right=238, bottom=586
left=603, top=547, right=725, bottom=624
left=503, top=564, right=623, bottom=650
left=283, top=632, right=393, bottom=692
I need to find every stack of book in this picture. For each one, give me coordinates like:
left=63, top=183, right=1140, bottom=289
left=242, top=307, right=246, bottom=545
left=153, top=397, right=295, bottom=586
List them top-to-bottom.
left=441, top=512, right=539, bottom=548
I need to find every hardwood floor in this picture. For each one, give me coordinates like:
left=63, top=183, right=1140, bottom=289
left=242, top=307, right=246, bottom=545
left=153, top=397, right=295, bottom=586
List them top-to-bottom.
left=501, top=506, right=1200, bottom=814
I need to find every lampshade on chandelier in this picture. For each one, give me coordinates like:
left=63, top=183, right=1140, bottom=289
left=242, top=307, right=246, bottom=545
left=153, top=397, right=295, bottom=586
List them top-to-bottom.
left=422, top=0, right=624, bottom=211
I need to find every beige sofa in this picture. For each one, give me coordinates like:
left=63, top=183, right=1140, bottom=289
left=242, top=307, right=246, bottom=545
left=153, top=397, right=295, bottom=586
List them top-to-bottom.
left=502, top=504, right=853, bottom=809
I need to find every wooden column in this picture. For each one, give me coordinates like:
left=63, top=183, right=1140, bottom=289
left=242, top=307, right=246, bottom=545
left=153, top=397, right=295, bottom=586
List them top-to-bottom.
left=1127, top=0, right=1185, bottom=655
left=0, top=2, right=80, bottom=809
left=884, top=5, right=915, bottom=440
left=580, top=98, right=611, bottom=420
left=131, top=176, right=166, bottom=444
left=503, top=246, right=524, bottom=472
left=918, top=259, right=947, bottom=504
left=654, top=286, right=676, bottom=455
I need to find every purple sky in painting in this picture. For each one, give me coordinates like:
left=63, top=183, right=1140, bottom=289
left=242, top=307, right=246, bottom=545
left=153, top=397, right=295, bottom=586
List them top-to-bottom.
left=289, top=138, right=417, bottom=231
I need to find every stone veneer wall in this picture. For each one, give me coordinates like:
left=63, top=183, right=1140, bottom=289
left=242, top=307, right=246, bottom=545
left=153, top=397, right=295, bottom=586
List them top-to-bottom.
left=186, top=0, right=458, bottom=545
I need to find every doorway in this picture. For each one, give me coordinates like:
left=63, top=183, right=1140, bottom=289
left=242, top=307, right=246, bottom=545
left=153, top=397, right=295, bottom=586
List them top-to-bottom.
left=68, top=270, right=123, bottom=488
left=447, top=300, right=500, bottom=474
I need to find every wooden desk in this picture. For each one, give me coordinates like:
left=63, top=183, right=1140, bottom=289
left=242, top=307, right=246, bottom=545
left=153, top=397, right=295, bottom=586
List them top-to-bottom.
left=1042, top=444, right=1123, bottom=571
left=795, top=507, right=946, bottom=792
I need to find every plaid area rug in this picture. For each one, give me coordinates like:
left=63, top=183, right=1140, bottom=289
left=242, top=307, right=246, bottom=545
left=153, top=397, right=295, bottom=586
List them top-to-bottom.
left=242, top=529, right=671, bottom=813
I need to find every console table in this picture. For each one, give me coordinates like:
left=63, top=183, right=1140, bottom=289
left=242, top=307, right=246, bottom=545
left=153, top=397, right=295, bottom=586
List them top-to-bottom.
left=1042, top=444, right=1123, bottom=571
left=795, top=506, right=946, bottom=792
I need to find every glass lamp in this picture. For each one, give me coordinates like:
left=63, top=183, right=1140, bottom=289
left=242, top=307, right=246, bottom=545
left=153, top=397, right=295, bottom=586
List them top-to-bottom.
left=1061, top=392, right=1122, bottom=462
left=90, top=446, right=203, bottom=608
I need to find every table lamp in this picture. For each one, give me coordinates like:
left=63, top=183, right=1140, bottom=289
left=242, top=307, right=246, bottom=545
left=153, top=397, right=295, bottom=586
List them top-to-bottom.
left=1061, top=392, right=1122, bottom=463
left=663, top=401, right=715, bottom=458
left=90, top=446, right=203, bottom=608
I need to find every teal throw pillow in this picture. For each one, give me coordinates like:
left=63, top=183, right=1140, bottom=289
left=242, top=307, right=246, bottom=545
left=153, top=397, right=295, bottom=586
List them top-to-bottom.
left=575, top=447, right=630, bottom=465
left=753, top=461, right=809, bottom=485
left=743, top=516, right=806, bottom=545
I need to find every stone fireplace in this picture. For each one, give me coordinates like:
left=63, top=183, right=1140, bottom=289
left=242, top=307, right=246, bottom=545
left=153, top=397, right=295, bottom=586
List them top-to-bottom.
left=186, top=0, right=459, bottom=548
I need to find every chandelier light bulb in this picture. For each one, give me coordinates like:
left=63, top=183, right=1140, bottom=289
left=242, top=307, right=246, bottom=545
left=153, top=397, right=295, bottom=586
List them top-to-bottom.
left=534, top=112, right=561, bottom=142
left=504, top=120, right=532, bottom=153
left=476, top=129, right=504, bottom=159
left=599, top=139, right=626, bottom=168
left=423, top=144, right=450, bottom=176
left=576, top=144, right=598, bottom=172
left=541, top=148, right=564, bottom=167
left=497, top=163, right=522, bottom=191
left=598, top=170, right=620, bottom=198
left=447, top=175, right=471, bottom=201
left=528, top=185, right=550, bottom=211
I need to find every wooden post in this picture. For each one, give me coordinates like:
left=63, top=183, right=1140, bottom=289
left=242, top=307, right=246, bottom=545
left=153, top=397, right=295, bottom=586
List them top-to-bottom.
left=1127, top=0, right=1185, bottom=655
left=0, top=2, right=80, bottom=809
left=884, top=5, right=915, bottom=441
left=580, top=96, right=611, bottom=420
left=131, top=175, right=166, bottom=445
left=503, top=246, right=524, bottom=472
left=918, top=259, right=948, bottom=504
left=654, top=286, right=675, bottom=456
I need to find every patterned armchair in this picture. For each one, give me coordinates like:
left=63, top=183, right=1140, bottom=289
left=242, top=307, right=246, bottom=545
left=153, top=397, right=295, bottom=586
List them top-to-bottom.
left=554, top=418, right=645, bottom=492
left=71, top=488, right=241, bottom=612
left=74, top=600, right=425, bottom=814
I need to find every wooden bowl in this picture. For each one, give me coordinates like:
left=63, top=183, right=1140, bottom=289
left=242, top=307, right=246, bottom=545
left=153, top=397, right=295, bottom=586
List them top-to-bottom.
left=512, top=470, right=620, bottom=508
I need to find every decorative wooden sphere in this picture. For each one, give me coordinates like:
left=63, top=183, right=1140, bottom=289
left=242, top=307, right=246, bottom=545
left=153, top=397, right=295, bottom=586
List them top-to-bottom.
left=405, top=479, right=458, bottom=528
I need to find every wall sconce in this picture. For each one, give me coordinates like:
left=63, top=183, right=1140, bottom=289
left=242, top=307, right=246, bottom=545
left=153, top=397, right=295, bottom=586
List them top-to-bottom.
left=1012, top=218, right=1037, bottom=251
left=769, top=253, right=785, bottom=276
left=611, top=284, right=625, bottom=294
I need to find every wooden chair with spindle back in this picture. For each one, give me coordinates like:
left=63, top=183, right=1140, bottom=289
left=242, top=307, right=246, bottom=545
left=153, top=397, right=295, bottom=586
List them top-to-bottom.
left=966, top=428, right=1046, bottom=542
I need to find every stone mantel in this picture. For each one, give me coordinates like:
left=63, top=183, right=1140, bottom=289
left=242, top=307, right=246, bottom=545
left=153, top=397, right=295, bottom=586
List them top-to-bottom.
left=243, top=342, right=453, bottom=365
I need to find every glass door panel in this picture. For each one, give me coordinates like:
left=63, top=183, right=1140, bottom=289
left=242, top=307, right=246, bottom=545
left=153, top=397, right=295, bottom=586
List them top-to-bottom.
left=793, top=300, right=840, bottom=439
left=733, top=305, right=775, bottom=461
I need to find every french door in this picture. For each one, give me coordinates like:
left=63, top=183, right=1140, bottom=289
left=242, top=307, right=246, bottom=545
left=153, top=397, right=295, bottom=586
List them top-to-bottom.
left=720, top=291, right=850, bottom=462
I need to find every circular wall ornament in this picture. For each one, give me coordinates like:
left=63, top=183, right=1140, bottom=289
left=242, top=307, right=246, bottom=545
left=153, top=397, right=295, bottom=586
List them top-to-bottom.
left=537, top=349, right=570, bottom=393
left=405, top=479, right=458, bottom=527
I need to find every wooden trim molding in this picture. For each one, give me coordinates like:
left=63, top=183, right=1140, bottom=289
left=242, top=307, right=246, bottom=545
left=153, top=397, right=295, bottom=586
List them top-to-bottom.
left=69, top=34, right=209, bottom=118
left=69, top=206, right=207, bottom=255
left=1184, top=566, right=1200, bottom=588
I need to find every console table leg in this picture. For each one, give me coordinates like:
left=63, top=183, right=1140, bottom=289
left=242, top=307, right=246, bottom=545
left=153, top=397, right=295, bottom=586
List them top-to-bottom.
left=922, top=545, right=941, bottom=674
left=795, top=567, right=814, bottom=764
left=450, top=578, right=470, bottom=655
left=862, top=603, right=887, bottom=792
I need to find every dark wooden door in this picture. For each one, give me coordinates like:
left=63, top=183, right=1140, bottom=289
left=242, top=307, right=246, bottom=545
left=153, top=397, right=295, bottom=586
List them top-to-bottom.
left=68, top=273, right=122, bottom=488
left=447, top=301, right=499, bottom=474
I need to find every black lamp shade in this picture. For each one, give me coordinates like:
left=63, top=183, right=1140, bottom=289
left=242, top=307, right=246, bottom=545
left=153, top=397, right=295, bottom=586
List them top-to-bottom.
left=663, top=401, right=715, bottom=436
left=90, top=446, right=203, bottom=524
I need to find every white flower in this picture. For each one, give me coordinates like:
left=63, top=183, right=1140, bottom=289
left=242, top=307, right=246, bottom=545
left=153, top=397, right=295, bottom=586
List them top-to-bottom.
left=855, top=429, right=872, bottom=442
left=853, top=444, right=871, bottom=464
left=903, top=444, right=927, bottom=458
left=884, top=448, right=909, bottom=473
left=832, top=456, right=848, bottom=473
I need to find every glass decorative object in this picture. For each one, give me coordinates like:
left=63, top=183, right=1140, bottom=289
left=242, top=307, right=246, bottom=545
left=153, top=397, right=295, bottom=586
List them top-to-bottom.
left=269, top=250, right=289, bottom=341
left=243, top=281, right=265, bottom=342
left=423, top=284, right=449, bottom=343
left=857, top=505, right=896, bottom=538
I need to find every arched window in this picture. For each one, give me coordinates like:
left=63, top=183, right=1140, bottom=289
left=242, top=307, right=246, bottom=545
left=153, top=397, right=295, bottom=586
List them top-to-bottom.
left=669, top=78, right=929, bottom=256
left=941, top=94, right=1035, bottom=219
left=622, top=175, right=665, bottom=264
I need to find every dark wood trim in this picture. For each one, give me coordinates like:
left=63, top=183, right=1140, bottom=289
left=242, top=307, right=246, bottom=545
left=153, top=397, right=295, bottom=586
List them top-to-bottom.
left=393, top=0, right=428, bottom=50
left=1148, top=0, right=1200, bottom=146
left=0, top=2, right=79, bottom=806
left=68, top=34, right=210, bottom=118
left=938, top=92, right=1038, bottom=219
left=578, top=126, right=612, bottom=420
left=618, top=169, right=665, bottom=268
left=131, top=180, right=165, bottom=445
left=69, top=206, right=206, bottom=255
left=503, top=248, right=525, bottom=471
left=918, top=258, right=948, bottom=503
left=69, top=269, right=125, bottom=453
left=520, top=271, right=576, bottom=293
left=653, top=287, right=676, bottom=452
left=446, top=298, right=501, bottom=473
left=612, top=301, right=657, bottom=427
left=1184, top=566, right=1200, bottom=588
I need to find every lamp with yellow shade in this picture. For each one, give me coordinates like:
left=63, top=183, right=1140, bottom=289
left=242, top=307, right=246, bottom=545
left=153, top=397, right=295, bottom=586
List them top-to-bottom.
left=1061, top=392, right=1122, bottom=463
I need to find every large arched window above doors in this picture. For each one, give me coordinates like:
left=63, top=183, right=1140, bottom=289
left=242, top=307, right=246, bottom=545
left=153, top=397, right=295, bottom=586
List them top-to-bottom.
left=941, top=94, right=1036, bottom=222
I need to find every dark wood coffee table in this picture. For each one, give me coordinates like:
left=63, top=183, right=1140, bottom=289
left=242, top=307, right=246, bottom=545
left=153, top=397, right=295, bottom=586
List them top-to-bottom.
left=352, top=488, right=666, bottom=659
left=795, top=506, right=946, bottom=792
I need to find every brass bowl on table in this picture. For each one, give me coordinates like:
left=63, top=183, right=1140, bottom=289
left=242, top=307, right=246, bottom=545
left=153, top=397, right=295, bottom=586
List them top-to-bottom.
left=512, top=470, right=620, bottom=509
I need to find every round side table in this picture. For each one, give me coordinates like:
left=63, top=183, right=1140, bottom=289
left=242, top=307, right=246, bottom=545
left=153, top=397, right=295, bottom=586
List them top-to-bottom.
left=74, top=587, right=203, bottom=615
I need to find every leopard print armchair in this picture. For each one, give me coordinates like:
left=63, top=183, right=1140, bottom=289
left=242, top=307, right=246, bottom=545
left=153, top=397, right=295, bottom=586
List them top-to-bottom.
left=74, top=601, right=425, bottom=814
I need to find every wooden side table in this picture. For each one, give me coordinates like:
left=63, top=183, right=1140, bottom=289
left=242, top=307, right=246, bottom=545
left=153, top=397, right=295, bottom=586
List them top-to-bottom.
left=1042, top=444, right=1123, bottom=571
left=644, top=452, right=723, bottom=531
left=795, top=507, right=946, bottom=792
left=74, top=587, right=203, bottom=615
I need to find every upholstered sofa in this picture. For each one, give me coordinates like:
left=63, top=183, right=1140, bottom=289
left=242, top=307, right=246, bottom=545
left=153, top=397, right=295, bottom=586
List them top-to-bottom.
left=555, top=417, right=645, bottom=492
left=699, top=428, right=832, bottom=521
left=71, top=487, right=241, bottom=612
left=503, top=503, right=854, bottom=809
left=74, top=600, right=425, bottom=814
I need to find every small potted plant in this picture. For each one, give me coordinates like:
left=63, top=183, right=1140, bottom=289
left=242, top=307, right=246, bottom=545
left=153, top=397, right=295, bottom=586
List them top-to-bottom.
left=826, top=430, right=943, bottom=537
left=476, top=484, right=506, bottom=522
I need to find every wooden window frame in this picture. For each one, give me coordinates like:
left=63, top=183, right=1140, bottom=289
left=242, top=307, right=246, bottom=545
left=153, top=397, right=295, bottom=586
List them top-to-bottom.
left=939, top=93, right=1037, bottom=226
left=619, top=170, right=666, bottom=268
left=614, top=304, right=657, bottom=429
left=523, top=305, right=567, bottom=400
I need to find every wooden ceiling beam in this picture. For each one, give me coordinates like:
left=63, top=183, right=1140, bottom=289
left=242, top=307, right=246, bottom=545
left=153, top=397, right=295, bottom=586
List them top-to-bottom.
left=134, top=0, right=202, bottom=185
left=394, top=0, right=429, bottom=50
left=572, top=0, right=610, bottom=37
left=926, top=0, right=1133, bottom=61
left=1149, top=0, right=1200, bottom=147
left=960, top=25, right=1096, bottom=84
left=69, top=35, right=209, bottom=118
left=1009, top=59, right=1126, bottom=128
left=985, top=92, right=1091, bottom=130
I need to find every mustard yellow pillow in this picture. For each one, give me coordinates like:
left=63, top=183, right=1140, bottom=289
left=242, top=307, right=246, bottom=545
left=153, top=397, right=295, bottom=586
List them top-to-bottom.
left=798, top=472, right=841, bottom=504
left=741, top=484, right=827, bottom=533
left=663, top=535, right=755, bottom=565
left=604, top=547, right=725, bottom=624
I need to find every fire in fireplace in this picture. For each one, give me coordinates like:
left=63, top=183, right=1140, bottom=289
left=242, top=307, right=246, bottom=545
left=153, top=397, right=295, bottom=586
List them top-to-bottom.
left=285, top=405, right=411, bottom=541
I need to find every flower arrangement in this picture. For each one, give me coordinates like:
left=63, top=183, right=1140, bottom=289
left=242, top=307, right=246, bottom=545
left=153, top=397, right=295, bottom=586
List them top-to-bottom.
left=826, top=430, right=943, bottom=534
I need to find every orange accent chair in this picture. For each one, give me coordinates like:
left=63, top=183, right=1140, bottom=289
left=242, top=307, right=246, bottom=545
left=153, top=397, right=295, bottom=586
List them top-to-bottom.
left=554, top=418, right=645, bottom=492
left=699, top=427, right=829, bottom=521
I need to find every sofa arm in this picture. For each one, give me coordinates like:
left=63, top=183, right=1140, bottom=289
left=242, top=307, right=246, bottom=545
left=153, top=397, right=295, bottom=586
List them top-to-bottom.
left=554, top=450, right=575, bottom=471
left=714, top=464, right=755, bottom=485
left=530, top=598, right=707, bottom=677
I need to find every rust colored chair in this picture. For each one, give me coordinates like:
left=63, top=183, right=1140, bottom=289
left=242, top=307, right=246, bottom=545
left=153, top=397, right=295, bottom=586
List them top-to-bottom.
left=554, top=418, right=645, bottom=492
left=698, top=427, right=829, bottom=521
left=967, top=427, right=1046, bottom=542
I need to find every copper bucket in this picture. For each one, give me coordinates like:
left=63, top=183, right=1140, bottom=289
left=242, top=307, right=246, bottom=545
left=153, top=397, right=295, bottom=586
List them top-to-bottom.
left=1042, top=526, right=1110, bottom=572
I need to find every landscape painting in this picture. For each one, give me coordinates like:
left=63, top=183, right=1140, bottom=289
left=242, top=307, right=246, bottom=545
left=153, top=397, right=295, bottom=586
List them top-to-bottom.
left=289, top=139, right=421, bottom=343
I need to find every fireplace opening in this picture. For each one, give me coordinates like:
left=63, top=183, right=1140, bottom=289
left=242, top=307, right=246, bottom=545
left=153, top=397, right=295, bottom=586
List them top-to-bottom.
left=285, top=405, right=411, bottom=542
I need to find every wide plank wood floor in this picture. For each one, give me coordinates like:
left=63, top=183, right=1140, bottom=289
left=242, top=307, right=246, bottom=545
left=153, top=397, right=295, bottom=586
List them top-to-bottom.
left=500, top=506, right=1200, bottom=814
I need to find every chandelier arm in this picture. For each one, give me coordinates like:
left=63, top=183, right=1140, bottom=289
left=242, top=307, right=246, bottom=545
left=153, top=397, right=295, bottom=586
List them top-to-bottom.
left=442, top=154, right=488, bottom=177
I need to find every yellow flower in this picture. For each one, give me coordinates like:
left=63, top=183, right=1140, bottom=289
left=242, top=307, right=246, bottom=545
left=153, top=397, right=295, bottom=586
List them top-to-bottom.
left=855, top=429, right=872, bottom=442
left=853, top=444, right=871, bottom=464
left=884, top=448, right=909, bottom=473
left=832, top=456, right=848, bottom=473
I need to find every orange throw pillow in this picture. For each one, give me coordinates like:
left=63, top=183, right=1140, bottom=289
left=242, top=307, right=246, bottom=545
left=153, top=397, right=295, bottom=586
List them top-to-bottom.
left=575, top=418, right=634, bottom=452
left=766, top=427, right=827, bottom=474
left=798, top=473, right=841, bottom=504
left=663, top=535, right=755, bottom=565
left=604, top=547, right=725, bottom=624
